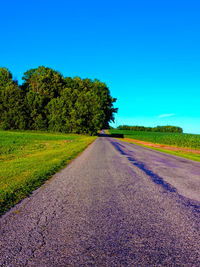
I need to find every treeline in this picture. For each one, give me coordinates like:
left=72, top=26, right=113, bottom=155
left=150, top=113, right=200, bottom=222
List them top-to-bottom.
left=0, top=66, right=117, bottom=135
left=117, top=125, right=183, bottom=133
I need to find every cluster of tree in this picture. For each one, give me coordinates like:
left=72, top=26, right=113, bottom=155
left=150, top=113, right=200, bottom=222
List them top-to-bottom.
left=0, top=66, right=117, bottom=135
left=117, top=125, right=183, bottom=133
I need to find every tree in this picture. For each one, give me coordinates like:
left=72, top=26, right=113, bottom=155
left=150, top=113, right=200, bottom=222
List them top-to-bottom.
left=0, top=66, right=118, bottom=135
left=21, top=66, right=66, bottom=130
left=22, top=66, right=65, bottom=98
left=0, top=67, right=13, bottom=89
left=0, top=67, right=27, bottom=129
left=92, top=79, right=118, bottom=129
left=0, top=83, right=27, bottom=129
left=47, top=88, right=72, bottom=132
left=70, top=88, right=105, bottom=135
left=117, top=125, right=183, bottom=133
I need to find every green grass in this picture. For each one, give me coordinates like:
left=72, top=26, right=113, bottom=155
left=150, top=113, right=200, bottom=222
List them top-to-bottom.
left=109, top=129, right=200, bottom=149
left=0, top=130, right=96, bottom=215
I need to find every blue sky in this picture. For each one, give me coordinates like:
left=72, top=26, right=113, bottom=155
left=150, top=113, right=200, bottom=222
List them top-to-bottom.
left=0, top=0, right=200, bottom=133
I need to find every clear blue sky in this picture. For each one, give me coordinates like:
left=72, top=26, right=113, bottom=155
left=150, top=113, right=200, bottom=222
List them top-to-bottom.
left=0, top=0, right=200, bottom=134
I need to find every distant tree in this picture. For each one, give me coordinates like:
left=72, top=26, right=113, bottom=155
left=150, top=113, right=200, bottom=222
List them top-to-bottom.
left=117, top=125, right=183, bottom=133
left=154, top=125, right=183, bottom=133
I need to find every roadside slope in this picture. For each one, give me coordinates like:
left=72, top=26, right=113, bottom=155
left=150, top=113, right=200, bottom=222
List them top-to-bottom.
left=0, top=131, right=96, bottom=215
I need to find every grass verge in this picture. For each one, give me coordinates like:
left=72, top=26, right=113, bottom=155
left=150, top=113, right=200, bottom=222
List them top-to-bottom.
left=0, top=130, right=96, bottom=216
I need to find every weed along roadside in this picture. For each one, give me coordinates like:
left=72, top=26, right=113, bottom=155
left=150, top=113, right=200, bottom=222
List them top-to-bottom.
left=0, top=130, right=96, bottom=216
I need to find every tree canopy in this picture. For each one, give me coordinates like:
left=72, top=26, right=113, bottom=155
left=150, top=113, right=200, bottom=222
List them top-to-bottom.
left=0, top=66, right=117, bottom=135
left=0, top=67, right=13, bottom=89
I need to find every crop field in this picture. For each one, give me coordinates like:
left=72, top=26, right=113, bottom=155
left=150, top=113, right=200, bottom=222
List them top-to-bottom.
left=109, top=129, right=200, bottom=149
left=0, top=130, right=96, bottom=215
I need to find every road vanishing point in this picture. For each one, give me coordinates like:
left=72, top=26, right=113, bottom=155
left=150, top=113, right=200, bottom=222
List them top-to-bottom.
left=1, top=136, right=200, bottom=266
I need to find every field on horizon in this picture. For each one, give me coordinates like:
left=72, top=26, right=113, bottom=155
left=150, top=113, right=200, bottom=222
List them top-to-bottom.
left=109, top=129, right=200, bottom=149
left=0, top=130, right=96, bottom=215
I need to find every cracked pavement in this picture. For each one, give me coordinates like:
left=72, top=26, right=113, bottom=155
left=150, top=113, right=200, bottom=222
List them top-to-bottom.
left=1, top=137, right=200, bottom=266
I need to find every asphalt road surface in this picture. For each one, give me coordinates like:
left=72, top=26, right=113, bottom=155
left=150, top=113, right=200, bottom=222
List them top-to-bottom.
left=1, top=137, right=200, bottom=266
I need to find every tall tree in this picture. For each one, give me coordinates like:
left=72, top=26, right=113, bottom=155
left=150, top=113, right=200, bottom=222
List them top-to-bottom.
left=0, top=66, right=118, bottom=134
left=21, top=66, right=66, bottom=130
left=22, top=66, right=65, bottom=97
left=0, top=67, right=13, bottom=89
left=0, top=67, right=27, bottom=129
left=0, top=83, right=27, bottom=130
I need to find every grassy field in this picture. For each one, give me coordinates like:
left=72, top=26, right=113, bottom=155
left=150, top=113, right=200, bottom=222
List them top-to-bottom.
left=109, top=129, right=200, bottom=162
left=109, top=129, right=200, bottom=149
left=0, top=130, right=96, bottom=215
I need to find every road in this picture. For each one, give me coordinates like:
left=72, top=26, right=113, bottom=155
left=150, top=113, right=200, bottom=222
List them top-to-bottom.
left=1, top=137, right=200, bottom=266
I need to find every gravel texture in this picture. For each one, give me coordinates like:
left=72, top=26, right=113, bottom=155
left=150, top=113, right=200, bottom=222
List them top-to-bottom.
left=1, top=137, right=200, bottom=266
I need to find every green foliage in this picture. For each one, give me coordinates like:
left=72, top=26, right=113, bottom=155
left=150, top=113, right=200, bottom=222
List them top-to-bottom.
left=0, top=66, right=117, bottom=135
left=22, top=66, right=65, bottom=97
left=0, top=67, right=13, bottom=89
left=0, top=82, right=27, bottom=130
left=117, top=125, right=183, bottom=133
left=110, top=129, right=200, bottom=149
left=0, top=130, right=96, bottom=215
